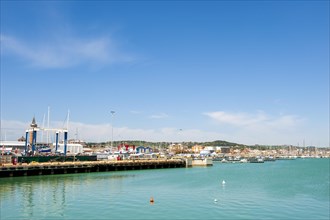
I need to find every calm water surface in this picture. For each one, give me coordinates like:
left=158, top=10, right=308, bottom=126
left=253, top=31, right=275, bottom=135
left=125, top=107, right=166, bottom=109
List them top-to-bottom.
left=1, top=158, right=329, bottom=219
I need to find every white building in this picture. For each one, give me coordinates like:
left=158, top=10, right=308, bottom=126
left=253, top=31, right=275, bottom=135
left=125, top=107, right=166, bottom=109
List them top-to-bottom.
left=0, top=141, right=26, bottom=152
left=54, top=143, right=83, bottom=155
left=204, top=146, right=215, bottom=152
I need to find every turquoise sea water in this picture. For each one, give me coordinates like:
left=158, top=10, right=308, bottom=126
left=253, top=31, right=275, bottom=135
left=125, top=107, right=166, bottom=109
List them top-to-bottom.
left=1, top=158, right=329, bottom=220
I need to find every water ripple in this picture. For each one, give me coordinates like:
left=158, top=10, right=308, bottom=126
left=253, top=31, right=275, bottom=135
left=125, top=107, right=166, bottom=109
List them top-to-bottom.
left=1, top=159, right=329, bottom=220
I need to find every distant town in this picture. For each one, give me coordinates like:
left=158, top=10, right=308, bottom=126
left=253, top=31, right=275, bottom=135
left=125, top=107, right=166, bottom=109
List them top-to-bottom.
left=3, top=117, right=328, bottom=162
left=1, top=135, right=329, bottom=177
left=2, top=136, right=329, bottom=160
left=85, top=139, right=330, bottom=159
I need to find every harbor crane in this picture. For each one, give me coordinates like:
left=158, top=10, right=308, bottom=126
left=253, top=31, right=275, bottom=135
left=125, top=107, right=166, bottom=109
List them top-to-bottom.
left=24, top=116, right=69, bottom=156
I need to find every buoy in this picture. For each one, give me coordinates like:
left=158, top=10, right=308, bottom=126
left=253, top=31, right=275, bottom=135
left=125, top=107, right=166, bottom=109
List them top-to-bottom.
left=222, top=180, right=226, bottom=185
left=150, top=197, right=154, bottom=203
left=214, top=199, right=218, bottom=202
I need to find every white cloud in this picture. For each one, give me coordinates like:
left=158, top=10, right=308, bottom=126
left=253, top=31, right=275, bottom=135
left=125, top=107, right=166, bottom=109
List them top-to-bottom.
left=0, top=34, right=134, bottom=69
left=204, top=111, right=308, bottom=145
left=204, top=111, right=302, bottom=130
left=204, top=111, right=267, bottom=127
left=149, top=113, right=169, bottom=119
left=1, top=115, right=327, bottom=147
left=0, top=119, right=222, bottom=143
left=0, top=120, right=28, bottom=140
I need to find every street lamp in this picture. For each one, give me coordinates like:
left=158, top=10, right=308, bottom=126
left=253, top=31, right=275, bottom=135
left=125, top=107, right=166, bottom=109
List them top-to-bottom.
left=110, top=111, right=115, bottom=148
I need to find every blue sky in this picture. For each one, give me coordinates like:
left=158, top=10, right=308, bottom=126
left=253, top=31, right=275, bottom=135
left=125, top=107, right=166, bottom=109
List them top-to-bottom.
left=1, top=1, right=329, bottom=146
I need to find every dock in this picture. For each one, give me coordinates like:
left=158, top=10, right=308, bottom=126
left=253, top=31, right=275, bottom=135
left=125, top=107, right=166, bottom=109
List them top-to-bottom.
left=191, top=158, right=213, bottom=166
left=0, top=159, right=186, bottom=178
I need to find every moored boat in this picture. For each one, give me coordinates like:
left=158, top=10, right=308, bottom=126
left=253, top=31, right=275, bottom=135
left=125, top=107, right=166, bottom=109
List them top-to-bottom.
left=248, top=157, right=264, bottom=163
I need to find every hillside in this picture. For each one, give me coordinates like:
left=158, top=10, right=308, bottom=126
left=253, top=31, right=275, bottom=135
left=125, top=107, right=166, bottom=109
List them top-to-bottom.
left=86, top=140, right=246, bottom=148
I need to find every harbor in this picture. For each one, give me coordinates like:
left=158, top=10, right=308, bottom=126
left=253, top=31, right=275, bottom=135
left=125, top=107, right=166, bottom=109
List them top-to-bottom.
left=1, top=116, right=328, bottom=179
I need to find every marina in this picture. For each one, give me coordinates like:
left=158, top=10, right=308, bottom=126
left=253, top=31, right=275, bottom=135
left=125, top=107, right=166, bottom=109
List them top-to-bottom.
left=1, top=1, right=328, bottom=219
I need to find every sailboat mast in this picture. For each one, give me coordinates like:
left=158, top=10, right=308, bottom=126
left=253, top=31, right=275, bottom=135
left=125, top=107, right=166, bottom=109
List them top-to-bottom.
left=47, top=106, right=50, bottom=144
left=42, top=113, right=46, bottom=143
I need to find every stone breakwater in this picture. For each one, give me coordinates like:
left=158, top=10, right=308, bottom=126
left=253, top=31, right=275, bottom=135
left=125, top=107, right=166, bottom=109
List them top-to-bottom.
left=0, top=159, right=186, bottom=178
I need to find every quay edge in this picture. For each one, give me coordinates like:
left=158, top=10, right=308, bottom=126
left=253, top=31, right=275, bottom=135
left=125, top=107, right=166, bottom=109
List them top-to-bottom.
left=0, top=159, right=186, bottom=178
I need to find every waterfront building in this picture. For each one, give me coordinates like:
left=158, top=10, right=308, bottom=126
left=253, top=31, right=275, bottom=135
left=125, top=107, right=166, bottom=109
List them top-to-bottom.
left=29, top=117, right=38, bottom=145
left=0, top=141, right=25, bottom=153
left=55, top=143, right=83, bottom=155
left=117, top=144, right=136, bottom=153
left=168, top=144, right=186, bottom=154
left=191, top=145, right=204, bottom=153
left=136, top=146, right=152, bottom=154
left=204, top=146, right=215, bottom=153
left=219, top=146, right=230, bottom=154
left=200, top=150, right=211, bottom=157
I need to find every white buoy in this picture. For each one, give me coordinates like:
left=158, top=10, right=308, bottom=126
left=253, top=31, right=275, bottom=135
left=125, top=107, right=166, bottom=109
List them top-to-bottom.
left=222, top=180, right=226, bottom=185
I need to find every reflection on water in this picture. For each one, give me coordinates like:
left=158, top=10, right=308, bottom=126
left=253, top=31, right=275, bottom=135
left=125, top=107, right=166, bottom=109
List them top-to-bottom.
left=0, top=172, right=137, bottom=219
left=22, top=183, right=34, bottom=218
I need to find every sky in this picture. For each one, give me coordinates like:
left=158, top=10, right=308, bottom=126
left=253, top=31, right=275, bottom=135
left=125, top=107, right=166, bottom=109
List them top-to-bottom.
left=0, top=1, right=329, bottom=147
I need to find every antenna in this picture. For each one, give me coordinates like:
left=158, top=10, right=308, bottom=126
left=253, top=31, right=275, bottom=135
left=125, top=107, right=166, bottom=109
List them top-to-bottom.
left=62, top=109, right=70, bottom=130
left=67, top=109, right=70, bottom=130
left=111, top=110, right=115, bottom=147
left=75, top=128, right=78, bottom=142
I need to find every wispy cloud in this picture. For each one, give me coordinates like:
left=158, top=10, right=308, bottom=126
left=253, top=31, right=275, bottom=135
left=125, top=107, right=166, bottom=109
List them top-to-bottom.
left=0, top=34, right=134, bottom=69
left=204, top=111, right=303, bottom=130
left=204, top=111, right=307, bottom=145
left=204, top=111, right=266, bottom=127
left=149, top=113, right=169, bottom=119
left=1, top=115, right=323, bottom=146
left=0, top=120, right=221, bottom=143
left=0, top=120, right=28, bottom=140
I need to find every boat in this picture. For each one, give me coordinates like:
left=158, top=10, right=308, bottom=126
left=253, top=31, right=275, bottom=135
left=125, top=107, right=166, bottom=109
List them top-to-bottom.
left=37, top=145, right=51, bottom=153
left=263, top=156, right=276, bottom=162
left=276, top=156, right=296, bottom=160
left=248, top=157, right=264, bottom=163
left=240, top=158, right=248, bottom=163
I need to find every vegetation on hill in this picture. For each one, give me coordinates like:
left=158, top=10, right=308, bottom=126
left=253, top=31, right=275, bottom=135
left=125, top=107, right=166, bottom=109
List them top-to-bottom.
left=85, top=140, right=311, bottom=150
left=86, top=140, right=247, bottom=149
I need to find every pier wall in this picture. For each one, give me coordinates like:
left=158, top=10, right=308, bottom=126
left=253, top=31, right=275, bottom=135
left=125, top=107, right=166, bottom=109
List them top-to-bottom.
left=17, top=155, right=98, bottom=163
left=185, top=158, right=192, bottom=167
left=191, top=158, right=213, bottom=166
left=0, top=159, right=186, bottom=178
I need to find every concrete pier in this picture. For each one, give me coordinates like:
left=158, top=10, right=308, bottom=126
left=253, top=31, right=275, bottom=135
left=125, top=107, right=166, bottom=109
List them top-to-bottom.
left=191, top=158, right=213, bottom=166
left=0, top=159, right=186, bottom=178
